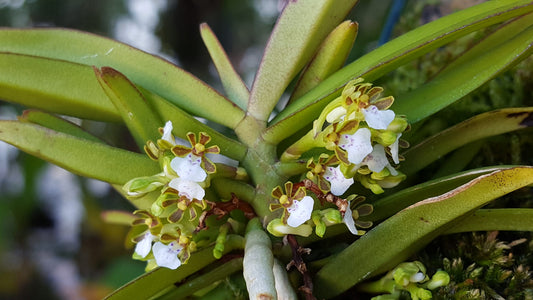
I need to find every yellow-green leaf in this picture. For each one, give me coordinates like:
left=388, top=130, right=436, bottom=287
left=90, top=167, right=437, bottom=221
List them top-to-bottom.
left=246, top=0, right=359, bottom=122
left=289, top=20, right=358, bottom=103
left=0, top=28, right=244, bottom=128
left=0, top=53, right=119, bottom=121
left=95, top=66, right=162, bottom=149
left=0, top=121, right=159, bottom=184
left=315, top=166, right=533, bottom=298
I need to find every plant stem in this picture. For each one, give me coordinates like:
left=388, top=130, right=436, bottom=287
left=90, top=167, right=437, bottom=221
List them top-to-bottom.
left=235, top=114, right=287, bottom=220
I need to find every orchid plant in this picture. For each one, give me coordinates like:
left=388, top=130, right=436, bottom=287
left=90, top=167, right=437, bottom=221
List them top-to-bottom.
left=1, top=0, right=533, bottom=299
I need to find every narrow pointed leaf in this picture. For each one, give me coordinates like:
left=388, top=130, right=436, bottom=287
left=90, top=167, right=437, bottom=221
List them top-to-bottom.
left=247, top=0, right=359, bottom=121
left=265, top=0, right=533, bottom=143
left=394, top=13, right=533, bottom=122
left=289, top=20, right=358, bottom=103
left=200, top=23, right=249, bottom=109
left=0, top=28, right=244, bottom=128
left=0, top=53, right=119, bottom=121
left=95, top=66, right=162, bottom=149
left=401, top=107, right=533, bottom=176
left=19, top=109, right=104, bottom=143
left=0, top=121, right=159, bottom=184
left=315, top=166, right=533, bottom=299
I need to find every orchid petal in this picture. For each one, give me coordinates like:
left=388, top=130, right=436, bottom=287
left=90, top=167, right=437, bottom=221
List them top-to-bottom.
left=362, top=105, right=395, bottom=130
left=325, top=106, right=347, bottom=124
left=161, top=121, right=174, bottom=145
left=338, top=128, right=373, bottom=165
left=390, top=133, right=401, bottom=164
left=364, top=144, right=390, bottom=173
left=170, top=154, right=207, bottom=182
left=323, top=166, right=354, bottom=196
left=168, top=178, right=205, bottom=200
left=287, top=196, right=314, bottom=227
left=343, top=207, right=358, bottom=235
left=135, top=232, right=155, bottom=258
left=152, top=241, right=182, bottom=270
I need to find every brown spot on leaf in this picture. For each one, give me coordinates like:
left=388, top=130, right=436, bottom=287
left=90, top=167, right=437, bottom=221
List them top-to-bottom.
left=506, top=111, right=533, bottom=127
left=419, top=217, right=429, bottom=223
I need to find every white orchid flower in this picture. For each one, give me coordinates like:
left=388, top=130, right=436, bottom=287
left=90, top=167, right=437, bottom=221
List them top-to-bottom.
left=362, top=105, right=395, bottom=130
left=338, top=128, right=373, bottom=165
left=362, top=144, right=398, bottom=176
left=170, top=153, right=207, bottom=182
left=323, top=165, right=354, bottom=196
left=168, top=178, right=205, bottom=200
left=286, top=196, right=314, bottom=228
left=134, top=232, right=156, bottom=258
left=152, top=241, right=183, bottom=270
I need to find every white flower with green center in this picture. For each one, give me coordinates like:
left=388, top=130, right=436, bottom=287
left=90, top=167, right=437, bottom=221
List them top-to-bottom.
left=362, top=105, right=395, bottom=130
left=338, top=128, right=373, bottom=165
left=362, top=144, right=398, bottom=176
left=170, top=153, right=207, bottom=182
left=323, top=165, right=354, bottom=196
left=169, top=178, right=205, bottom=200
left=287, top=196, right=314, bottom=227
left=343, top=207, right=358, bottom=235
left=135, top=232, right=156, bottom=258
left=152, top=241, right=183, bottom=270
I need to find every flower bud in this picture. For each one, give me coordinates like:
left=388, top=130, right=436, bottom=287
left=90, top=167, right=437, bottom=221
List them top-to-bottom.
left=123, top=175, right=168, bottom=197
left=266, top=218, right=312, bottom=237
left=426, top=270, right=450, bottom=290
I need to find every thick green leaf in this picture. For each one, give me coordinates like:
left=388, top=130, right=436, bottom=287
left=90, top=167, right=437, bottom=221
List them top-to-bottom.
left=246, top=0, right=358, bottom=122
left=265, top=0, right=533, bottom=143
left=394, top=13, right=533, bottom=122
left=289, top=20, right=358, bottom=103
left=200, top=23, right=249, bottom=110
left=0, top=28, right=244, bottom=128
left=0, top=53, right=119, bottom=121
left=95, top=67, right=162, bottom=149
left=143, top=88, right=247, bottom=161
left=401, top=107, right=533, bottom=176
left=19, top=109, right=104, bottom=143
left=0, top=121, right=159, bottom=184
left=314, top=166, right=533, bottom=298
left=366, top=166, right=516, bottom=222
left=445, top=209, right=533, bottom=234
left=104, top=235, right=244, bottom=300
left=156, top=257, right=244, bottom=300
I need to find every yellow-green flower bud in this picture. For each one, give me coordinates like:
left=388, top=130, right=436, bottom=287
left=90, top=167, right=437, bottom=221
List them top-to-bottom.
left=387, top=117, right=408, bottom=133
left=123, top=175, right=168, bottom=197
left=266, top=218, right=312, bottom=237
left=426, top=270, right=450, bottom=290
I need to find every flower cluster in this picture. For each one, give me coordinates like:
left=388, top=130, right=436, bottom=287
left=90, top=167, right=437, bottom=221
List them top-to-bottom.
left=312, top=78, right=409, bottom=194
left=270, top=79, right=408, bottom=237
left=123, top=121, right=223, bottom=270
left=266, top=179, right=372, bottom=238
